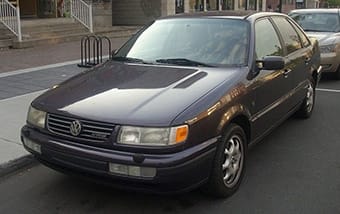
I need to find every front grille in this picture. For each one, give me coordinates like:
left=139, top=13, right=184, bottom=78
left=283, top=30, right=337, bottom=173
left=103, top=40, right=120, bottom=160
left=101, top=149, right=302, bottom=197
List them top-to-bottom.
left=47, top=114, right=115, bottom=143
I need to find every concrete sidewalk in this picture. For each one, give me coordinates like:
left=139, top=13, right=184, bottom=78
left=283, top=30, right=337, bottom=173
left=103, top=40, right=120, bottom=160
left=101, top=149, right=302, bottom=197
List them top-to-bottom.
left=0, top=37, right=128, bottom=73
left=0, top=62, right=86, bottom=176
left=0, top=91, right=44, bottom=176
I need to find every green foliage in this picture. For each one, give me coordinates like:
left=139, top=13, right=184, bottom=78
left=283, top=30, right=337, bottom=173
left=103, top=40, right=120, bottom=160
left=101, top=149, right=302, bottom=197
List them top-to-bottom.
left=327, top=0, right=340, bottom=7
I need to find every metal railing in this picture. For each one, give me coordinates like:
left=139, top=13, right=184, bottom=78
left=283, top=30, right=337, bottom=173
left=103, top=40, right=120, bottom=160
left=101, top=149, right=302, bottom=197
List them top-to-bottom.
left=0, top=0, right=22, bottom=41
left=70, top=0, right=93, bottom=33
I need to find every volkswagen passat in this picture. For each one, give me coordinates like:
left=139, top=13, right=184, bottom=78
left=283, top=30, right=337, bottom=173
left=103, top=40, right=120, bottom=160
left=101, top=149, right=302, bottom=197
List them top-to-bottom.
left=289, top=9, right=340, bottom=79
left=21, top=12, right=321, bottom=198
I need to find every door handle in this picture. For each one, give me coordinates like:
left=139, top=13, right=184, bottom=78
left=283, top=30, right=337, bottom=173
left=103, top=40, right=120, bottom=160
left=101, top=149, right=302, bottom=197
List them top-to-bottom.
left=305, top=57, right=311, bottom=65
left=283, top=69, right=292, bottom=78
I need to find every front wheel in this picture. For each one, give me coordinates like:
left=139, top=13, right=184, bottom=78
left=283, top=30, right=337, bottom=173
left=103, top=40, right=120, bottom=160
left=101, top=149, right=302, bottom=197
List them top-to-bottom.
left=334, top=66, right=340, bottom=80
left=295, top=79, right=315, bottom=119
left=203, top=124, right=247, bottom=198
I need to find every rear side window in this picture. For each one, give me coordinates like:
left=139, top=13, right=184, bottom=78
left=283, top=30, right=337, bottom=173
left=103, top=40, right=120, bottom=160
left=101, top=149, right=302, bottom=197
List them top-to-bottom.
left=272, top=17, right=302, bottom=55
left=255, top=18, right=283, bottom=60
left=288, top=19, right=310, bottom=47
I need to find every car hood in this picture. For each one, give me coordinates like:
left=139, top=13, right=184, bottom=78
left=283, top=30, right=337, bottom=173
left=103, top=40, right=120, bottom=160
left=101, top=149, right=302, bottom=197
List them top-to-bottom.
left=306, top=32, right=340, bottom=45
left=33, top=61, right=242, bottom=126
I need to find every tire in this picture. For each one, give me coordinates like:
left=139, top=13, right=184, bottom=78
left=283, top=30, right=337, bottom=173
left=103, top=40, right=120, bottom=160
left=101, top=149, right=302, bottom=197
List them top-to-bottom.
left=334, top=66, right=340, bottom=80
left=295, top=79, right=315, bottom=119
left=203, top=124, right=247, bottom=198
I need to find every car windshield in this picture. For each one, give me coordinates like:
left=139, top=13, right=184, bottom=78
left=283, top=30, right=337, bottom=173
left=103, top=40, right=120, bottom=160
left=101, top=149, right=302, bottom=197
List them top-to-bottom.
left=290, top=12, right=340, bottom=32
left=113, top=18, right=250, bottom=67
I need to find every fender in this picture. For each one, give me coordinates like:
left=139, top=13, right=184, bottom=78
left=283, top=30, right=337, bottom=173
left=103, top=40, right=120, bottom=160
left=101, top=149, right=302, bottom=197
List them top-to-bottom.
left=185, top=101, right=251, bottom=135
left=216, top=104, right=252, bottom=134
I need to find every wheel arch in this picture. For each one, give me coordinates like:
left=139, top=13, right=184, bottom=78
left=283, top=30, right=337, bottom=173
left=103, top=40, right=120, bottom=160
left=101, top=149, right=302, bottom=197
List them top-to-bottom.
left=217, top=107, right=252, bottom=145
left=229, top=115, right=251, bottom=145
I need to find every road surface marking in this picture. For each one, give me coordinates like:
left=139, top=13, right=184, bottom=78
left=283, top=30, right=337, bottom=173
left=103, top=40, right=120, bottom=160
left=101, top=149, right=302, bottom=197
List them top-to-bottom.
left=0, top=55, right=109, bottom=78
left=0, top=60, right=79, bottom=78
left=316, top=88, right=340, bottom=93
left=0, top=90, right=46, bottom=102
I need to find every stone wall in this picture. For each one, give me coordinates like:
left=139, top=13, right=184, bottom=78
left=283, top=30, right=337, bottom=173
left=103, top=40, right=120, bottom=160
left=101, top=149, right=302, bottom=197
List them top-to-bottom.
left=89, top=0, right=176, bottom=26
left=90, top=0, right=113, bottom=28
left=112, top=0, right=159, bottom=25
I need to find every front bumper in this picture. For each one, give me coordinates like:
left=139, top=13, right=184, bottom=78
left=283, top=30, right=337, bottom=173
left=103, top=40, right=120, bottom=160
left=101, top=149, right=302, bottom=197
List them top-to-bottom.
left=320, top=52, right=340, bottom=73
left=21, top=125, right=217, bottom=193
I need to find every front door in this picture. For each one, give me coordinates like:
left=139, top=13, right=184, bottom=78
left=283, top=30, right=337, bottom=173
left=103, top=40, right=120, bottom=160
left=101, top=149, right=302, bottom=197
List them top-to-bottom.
left=19, top=0, right=37, bottom=17
left=251, top=17, right=291, bottom=140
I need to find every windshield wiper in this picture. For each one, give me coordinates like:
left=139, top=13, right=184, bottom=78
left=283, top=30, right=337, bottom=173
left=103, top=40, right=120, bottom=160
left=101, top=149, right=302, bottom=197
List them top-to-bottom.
left=303, top=29, right=329, bottom=32
left=112, top=56, right=153, bottom=64
left=156, top=58, right=215, bottom=67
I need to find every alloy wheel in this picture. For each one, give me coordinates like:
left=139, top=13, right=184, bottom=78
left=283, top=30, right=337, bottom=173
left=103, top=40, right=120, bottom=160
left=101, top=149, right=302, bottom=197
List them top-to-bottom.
left=306, top=82, right=314, bottom=113
left=222, top=134, right=244, bottom=188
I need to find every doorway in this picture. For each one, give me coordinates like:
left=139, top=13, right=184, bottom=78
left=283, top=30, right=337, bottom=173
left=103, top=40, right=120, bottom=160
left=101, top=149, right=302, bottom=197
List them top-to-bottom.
left=19, top=0, right=37, bottom=17
left=37, top=0, right=56, bottom=18
left=176, top=0, right=184, bottom=13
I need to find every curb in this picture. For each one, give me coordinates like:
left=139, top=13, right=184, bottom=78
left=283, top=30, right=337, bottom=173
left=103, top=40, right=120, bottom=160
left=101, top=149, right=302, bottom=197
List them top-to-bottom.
left=0, top=154, right=37, bottom=178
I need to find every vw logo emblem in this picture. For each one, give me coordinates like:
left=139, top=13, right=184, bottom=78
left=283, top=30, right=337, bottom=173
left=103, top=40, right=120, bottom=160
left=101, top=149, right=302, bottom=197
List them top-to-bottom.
left=70, top=120, right=82, bottom=136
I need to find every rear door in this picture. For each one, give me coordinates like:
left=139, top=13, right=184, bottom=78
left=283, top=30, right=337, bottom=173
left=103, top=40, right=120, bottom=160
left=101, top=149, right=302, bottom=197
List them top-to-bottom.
left=271, top=16, right=312, bottom=107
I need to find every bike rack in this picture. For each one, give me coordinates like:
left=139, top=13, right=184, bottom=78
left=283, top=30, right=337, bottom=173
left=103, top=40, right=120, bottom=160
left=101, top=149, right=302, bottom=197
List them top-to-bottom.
left=78, top=35, right=112, bottom=68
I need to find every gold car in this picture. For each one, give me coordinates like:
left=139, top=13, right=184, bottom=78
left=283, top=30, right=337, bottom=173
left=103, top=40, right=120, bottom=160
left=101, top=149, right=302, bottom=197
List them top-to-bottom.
left=290, top=9, right=340, bottom=79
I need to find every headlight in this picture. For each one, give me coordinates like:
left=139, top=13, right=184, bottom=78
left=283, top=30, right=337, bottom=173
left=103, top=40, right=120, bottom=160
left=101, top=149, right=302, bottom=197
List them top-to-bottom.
left=320, top=44, right=336, bottom=53
left=27, top=106, right=46, bottom=128
left=118, top=125, right=188, bottom=146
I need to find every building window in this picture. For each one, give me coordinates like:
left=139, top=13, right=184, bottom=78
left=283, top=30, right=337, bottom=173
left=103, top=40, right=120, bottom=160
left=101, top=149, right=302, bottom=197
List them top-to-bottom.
left=187, top=0, right=204, bottom=12
left=207, top=0, right=218, bottom=10
left=221, top=0, right=235, bottom=9
left=239, top=0, right=246, bottom=9
left=248, top=0, right=256, bottom=10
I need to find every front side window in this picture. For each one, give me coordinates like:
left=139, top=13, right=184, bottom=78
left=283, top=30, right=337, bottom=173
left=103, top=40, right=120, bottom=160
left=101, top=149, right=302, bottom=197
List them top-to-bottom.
left=290, top=12, right=340, bottom=32
left=272, top=17, right=302, bottom=55
left=115, top=18, right=250, bottom=67
left=255, top=18, right=283, bottom=60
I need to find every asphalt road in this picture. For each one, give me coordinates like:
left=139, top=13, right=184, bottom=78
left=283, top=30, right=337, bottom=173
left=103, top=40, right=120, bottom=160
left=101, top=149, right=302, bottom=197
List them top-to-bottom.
left=0, top=75, right=339, bottom=214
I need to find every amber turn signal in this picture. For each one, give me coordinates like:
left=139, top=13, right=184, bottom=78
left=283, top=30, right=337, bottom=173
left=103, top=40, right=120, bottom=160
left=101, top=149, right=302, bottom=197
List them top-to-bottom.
left=175, top=125, right=189, bottom=144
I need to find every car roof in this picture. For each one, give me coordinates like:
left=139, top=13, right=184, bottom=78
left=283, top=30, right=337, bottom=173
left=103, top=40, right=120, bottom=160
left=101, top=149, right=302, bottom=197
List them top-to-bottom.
left=289, top=8, right=340, bottom=14
left=160, top=11, right=287, bottom=21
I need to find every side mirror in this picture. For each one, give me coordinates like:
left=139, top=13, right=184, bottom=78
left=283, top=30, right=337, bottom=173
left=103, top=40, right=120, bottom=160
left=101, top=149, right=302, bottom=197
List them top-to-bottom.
left=257, top=56, right=285, bottom=70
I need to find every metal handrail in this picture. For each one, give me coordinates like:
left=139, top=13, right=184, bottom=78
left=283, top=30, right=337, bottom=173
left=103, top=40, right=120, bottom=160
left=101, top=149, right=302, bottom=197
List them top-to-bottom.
left=0, top=0, right=22, bottom=41
left=70, top=0, right=93, bottom=33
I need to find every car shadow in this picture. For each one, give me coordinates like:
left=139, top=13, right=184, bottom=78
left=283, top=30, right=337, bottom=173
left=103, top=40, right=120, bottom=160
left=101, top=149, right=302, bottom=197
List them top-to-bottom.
left=319, top=72, right=338, bottom=82
left=48, top=171, right=222, bottom=213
